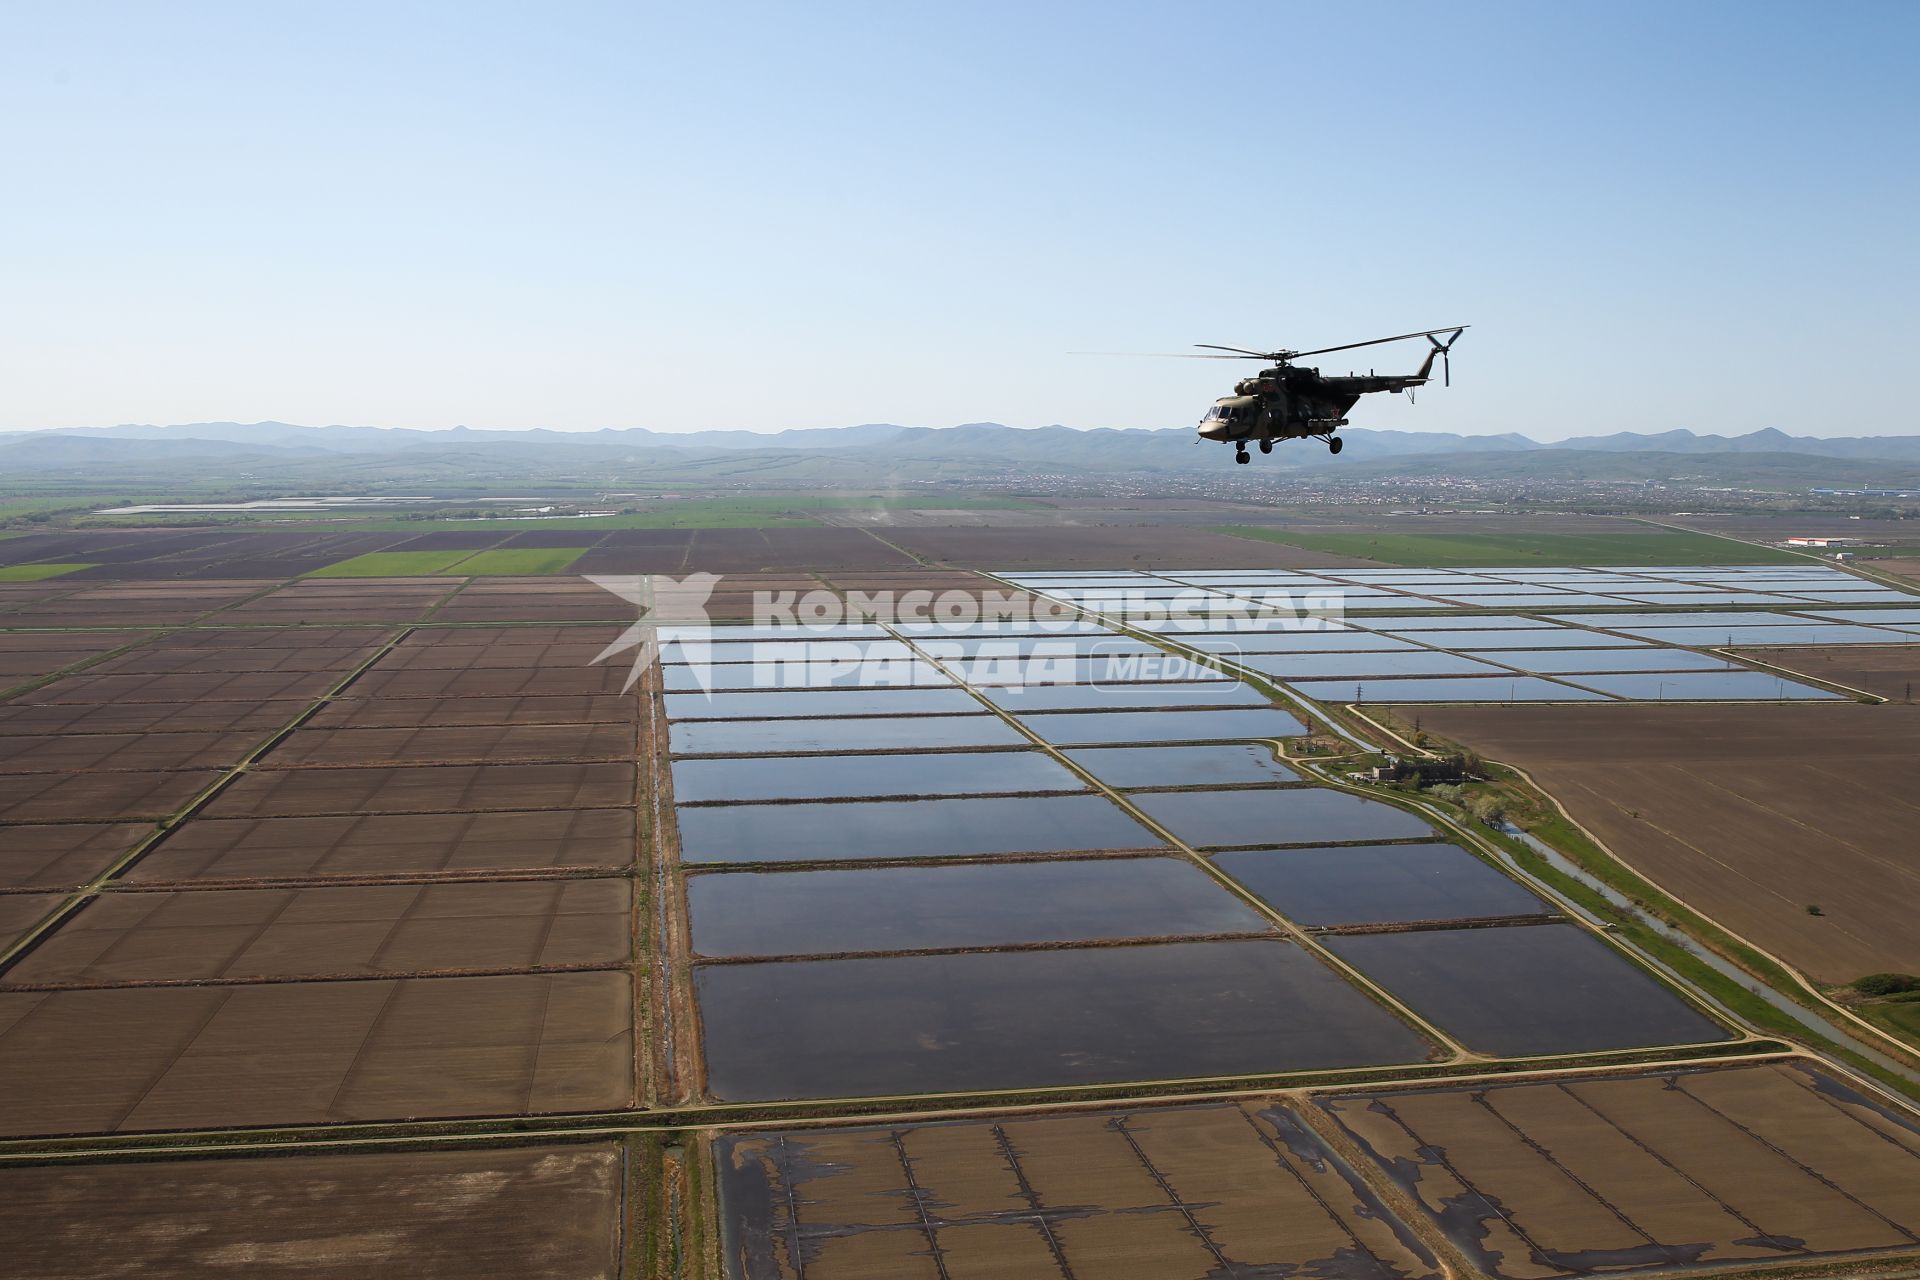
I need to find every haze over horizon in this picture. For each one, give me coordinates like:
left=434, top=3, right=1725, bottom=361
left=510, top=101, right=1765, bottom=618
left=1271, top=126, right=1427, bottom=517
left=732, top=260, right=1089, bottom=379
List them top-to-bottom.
left=4, top=1, right=1915, bottom=440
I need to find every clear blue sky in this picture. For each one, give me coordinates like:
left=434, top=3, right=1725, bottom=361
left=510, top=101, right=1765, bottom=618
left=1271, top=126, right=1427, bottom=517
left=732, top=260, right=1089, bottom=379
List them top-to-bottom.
left=3, top=1, right=1914, bottom=438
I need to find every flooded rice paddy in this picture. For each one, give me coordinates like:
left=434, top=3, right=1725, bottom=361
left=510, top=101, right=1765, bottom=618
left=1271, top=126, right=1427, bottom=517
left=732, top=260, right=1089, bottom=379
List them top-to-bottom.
left=1403, top=628, right=1646, bottom=650
left=1180, top=630, right=1420, bottom=654
left=1476, top=648, right=1735, bottom=674
left=1241, top=651, right=1509, bottom=679
left=661, top=659, right=954, bottom=691
left=1565, top=670, right=1846, bottom=700
left=1291, top=675, right=1609, bottom=703
left=979, top=681, right=1263, bottom=711
left=661, top=686, right=983, bottom=719
left=1011, top=707, right=1306, bottom=745
left=668, top=714, right=1026, bottom=755
left=1065, top=743, right=1299, bottom=788
left=671, top=749, right=1086, bottom=802
left=1132, top=788, right=1436, bottom=848
left=675, top=794, right=1167, bottom=863
left=1212, top=843, right=1550, bottom=926
left=686, top=857, right=1272, bottom=957
left=1326, top=923, right=1728, bottom=1056
left=695, top=938, right=1433, bottom=1099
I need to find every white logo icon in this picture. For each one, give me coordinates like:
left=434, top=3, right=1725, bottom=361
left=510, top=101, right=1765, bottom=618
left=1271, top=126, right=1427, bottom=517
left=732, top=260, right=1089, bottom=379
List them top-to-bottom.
left=585, top=573, right=721, bottom=692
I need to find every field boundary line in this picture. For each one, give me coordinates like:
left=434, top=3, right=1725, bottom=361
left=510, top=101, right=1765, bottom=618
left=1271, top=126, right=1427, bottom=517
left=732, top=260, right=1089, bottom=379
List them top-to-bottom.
left=0, top=1046, right=1804, bottom=1167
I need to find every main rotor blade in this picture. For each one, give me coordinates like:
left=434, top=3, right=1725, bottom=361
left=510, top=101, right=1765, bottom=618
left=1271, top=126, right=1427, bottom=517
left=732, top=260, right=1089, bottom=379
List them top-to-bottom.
left=1284, top=326, right=1468, bottom=360
left=1193, top=343, right=1284, bottom=358
left=1069, top=351, right=1258, bottom=359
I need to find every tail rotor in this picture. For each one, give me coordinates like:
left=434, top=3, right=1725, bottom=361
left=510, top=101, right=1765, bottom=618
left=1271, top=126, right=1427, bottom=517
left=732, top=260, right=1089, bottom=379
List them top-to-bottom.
left=1426, top=327, right=1466, bottom=387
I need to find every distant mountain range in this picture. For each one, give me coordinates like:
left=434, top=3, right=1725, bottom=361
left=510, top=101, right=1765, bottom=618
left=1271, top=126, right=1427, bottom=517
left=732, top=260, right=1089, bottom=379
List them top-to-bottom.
left=3, top=421, right=1919, bottom=487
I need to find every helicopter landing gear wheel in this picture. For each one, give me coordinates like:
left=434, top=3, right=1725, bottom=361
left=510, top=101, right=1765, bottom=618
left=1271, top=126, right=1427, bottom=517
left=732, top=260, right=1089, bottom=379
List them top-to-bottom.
left=1327, top=435, right=1344, bottom=454
left=1258, top=439, right=1273, bottom=454
left=1234, top=447, right=1250, bottom=465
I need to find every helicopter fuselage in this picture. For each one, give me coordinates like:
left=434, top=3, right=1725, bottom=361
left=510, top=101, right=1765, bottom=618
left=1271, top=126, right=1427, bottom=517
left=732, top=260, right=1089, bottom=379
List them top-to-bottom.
left=1197, top=365, right=1425, bottom=447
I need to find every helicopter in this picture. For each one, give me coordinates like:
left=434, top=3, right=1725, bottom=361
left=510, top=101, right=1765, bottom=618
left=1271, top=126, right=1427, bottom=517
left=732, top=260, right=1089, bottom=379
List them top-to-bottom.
left=1177, top=326, right=1468, bottom=463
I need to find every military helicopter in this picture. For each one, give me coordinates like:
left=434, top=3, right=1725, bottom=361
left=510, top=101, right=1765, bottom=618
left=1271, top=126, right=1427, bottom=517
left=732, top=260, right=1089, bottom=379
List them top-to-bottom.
left=1146, top=325, right=1468, bottom=463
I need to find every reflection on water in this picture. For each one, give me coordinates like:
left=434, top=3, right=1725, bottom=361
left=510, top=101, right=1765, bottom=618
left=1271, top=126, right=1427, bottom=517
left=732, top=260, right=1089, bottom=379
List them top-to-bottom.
left=1242, top=651, right=1506, bottom=679
left=1563, top=670, right=1843, bottom=701
left=1287, top=676, right=1605, bottom=703
left=981, top=683, right=1262, bottom=712
left=663, top=687, right=983, bottom=720
left=1015, top=708, right=1306, bottom=745
left=669, top=715, right=1026, bottom=756
left=1066, top=744, right=1299, bottom=789
left=671, top=749, right=1085, bottom=802
left=1135, top=788, right=1434, bottom=849
left=677, top=794, right=1165, bottom=863
left=1213, top=843, right=1546, bottom=926
left=687, top=857, right=1270, bottom=956
left=1327, top=924, right=1728, bottom=1056
left=696, top=939, right=1433, bottom=1099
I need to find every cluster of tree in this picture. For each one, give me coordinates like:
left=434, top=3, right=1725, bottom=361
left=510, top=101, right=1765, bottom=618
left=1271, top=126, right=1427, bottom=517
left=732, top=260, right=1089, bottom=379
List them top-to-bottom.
left=1380, top=752, right=1482, bottom=785
left=1424, top=783, right=1507, bottom=827
left=1853, top=973, right=1920, bottom=998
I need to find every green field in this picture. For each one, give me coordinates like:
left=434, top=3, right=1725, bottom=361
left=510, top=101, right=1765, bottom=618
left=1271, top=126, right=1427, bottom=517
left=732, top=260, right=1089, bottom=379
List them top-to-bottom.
left=1214, top=525, right=1803, bottom=567
left=440, top=548, right=588, bottom=575
left=306, top=550, right=472, bottom=577
left=0, top=562, right=95, bottom=581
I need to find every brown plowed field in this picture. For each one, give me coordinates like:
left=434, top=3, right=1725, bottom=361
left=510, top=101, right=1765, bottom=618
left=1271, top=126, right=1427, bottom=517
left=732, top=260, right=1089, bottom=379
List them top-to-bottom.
left=882, top=524, right=1385, bottom=569
left=1878, top=558, right=1920, bottom=582
left=216, top=584, right=452, bottom=625
left=433, top=596, right=633, bottom=623
left=3, top=602, right=228, bottom=627
left=212, top=606, right=440, bottom=626
left=141, top=625, right=394, bottom=649
left=398, top=625, right=622, bottom=647
left=0, top=630, right=148, bottom=652
left=0, top=633, right=146, bottom=680
left=374, top=640, right=620, bottom=671
left=84, top=643, right=384, bottom=675
left=1746, top=645, right=1920, bottom=702
left=347, top=665, right=632, bottom=698
left=26, top=669, right=341, bottom=704
left=310, top=693, right=636, bottom=728
left=0, top=700, right=292, bottom=735
left=1414, top=702, right=1920, bottom=980
left=264, top=723, right=632, bottom=767
left=0, top=731, right=258, bottom=773
left=205, top=762, right=635, bottom=817
left=0, top=768, right=219, bottom=822
left=127, top=809, right=637, bottom=882
left=0, top=824, right=149, bottom=890
left=4, top=879, right=631, bottom=984
left=0, top=895, right=62, bottom=952
left=0, top=970, right=633, bottom=1135
left=1323, top=1059, right=1920, bottom=1278
left=717, top=1099, right=1437, bottom=1280
left=0, top=1142, right=625, bottom=1280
